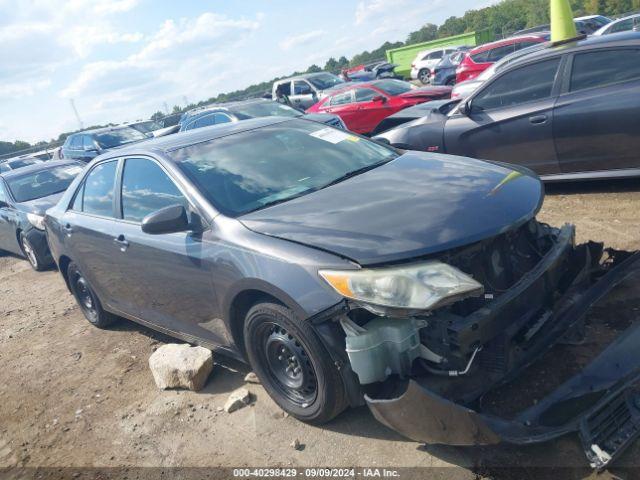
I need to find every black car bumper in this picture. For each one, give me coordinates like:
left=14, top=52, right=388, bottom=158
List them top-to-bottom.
left=366, top=250, right=640, bottom=469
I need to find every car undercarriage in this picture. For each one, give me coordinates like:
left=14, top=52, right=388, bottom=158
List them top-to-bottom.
left=320, top=219, right=640, bottom=469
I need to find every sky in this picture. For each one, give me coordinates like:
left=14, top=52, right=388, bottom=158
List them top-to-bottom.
left=0, top=0, right=499, bottom=143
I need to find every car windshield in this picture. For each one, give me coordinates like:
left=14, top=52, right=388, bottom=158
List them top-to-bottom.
left=307, top=73, right=345, bottom=90
left=372, top=79, right=414, bottom=95
left=230, top=102, right=301, bottom=118
left=171, top=120, right=397, bottom=216
left=130, top=121, right=162, bottom=134
left=94, top=128, right=148, bottom=149
left=8, top=158, right=41, bottom=170
left=7, top=164, right=83, bottom=203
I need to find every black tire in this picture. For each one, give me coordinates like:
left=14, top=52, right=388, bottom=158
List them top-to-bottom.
left=418, top=68, right=431, bottom=85
left=20, top=233, right=47, bottom=271
left=67, top=262, right=116, bottom=328
left=244, top=302, right=347, bottom=424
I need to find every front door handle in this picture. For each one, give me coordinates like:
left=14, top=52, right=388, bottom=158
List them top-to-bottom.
left=529, top=115, right=548, bottom=125
left=63, top=224, right=74, bottom=236
left=113, top=234, right=129, bottom=252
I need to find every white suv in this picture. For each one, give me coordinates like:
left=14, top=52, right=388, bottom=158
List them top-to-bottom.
left=410, top=47, right=460, bottom=84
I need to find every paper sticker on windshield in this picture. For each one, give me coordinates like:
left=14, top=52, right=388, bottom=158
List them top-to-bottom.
left=309, top=128, right=353, bottom=144
left=62, top=166, right=83, bottom=176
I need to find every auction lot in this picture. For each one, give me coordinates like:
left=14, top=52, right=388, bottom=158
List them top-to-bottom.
left=1, top=179, right=639, bottom=478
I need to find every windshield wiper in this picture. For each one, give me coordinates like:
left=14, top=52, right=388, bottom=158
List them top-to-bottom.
left=320, top=158, right=394, bottom=190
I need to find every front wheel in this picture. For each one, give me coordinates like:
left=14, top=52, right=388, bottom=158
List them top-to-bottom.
left=20, top=233, right=47, bottom=271
left=67, top=262, right=116, bottom=328
left=244, top=302, right=347, bottom=424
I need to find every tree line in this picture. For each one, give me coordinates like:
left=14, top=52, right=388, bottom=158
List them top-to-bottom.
left=5, top=0, right=639, bottom=155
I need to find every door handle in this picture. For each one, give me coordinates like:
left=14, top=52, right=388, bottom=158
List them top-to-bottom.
left=529, top=115, right=547, bottom=125
left=63, top=224, right=74, bottom=235
left=113, top=234, right=129, bottom=252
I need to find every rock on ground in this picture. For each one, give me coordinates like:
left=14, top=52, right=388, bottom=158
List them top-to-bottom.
left=148, top=344, right=213, bottom=391
left=244, top=372, right=260, bottom=384
left=224, top=387, right=251, bottom=413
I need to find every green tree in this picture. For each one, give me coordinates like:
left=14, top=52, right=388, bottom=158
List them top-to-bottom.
left=406, top=23, right=438, bottom=44
left=306, top=64, right=322, bottom=73
left=150, top=111, right=165, bottom=121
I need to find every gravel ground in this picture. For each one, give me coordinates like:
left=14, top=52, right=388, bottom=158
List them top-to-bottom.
left=1, top=178, right=639, bottom=479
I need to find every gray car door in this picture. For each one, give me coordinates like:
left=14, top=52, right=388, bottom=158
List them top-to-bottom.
left=554, top=48, right=640, bottom=174
left=444, top=57, right=563, bottom=175
left=290, top=80, right=316, bottom=109
left=107, top=157, right=226, bottom=345
left=62, top=160, right=122, bottom=303
left=0, top=180, right=15, bottom=251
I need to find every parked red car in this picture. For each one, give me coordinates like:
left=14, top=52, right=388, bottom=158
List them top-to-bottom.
left=456, top=33, right=549, bottom=83
left=306, top=79, right=451, bottom=134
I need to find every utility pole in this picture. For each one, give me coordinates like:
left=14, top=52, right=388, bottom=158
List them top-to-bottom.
left=69, top=99, right=84, bottom=130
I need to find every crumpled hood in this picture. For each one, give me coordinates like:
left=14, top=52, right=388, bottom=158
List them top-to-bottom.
left=398, top=86, right=452, bottom=99
left=240, top=152, right=543, bottom=266
left=15, top=191, right=65, bottom=216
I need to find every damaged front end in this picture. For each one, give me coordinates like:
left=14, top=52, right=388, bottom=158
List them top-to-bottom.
left=329, top=219, right=640, bottom=469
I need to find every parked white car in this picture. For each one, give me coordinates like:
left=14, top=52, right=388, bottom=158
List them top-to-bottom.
left=593, top=13, right=640, bottom=36
left=410, top=47, right=461, bottom=84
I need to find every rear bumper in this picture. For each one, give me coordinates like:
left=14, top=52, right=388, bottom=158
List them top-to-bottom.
left=366, top=250, right=640, bottom=469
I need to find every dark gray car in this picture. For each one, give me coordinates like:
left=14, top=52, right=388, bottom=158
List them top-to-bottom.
left=375, top=32, right=640, bottom=181
left=178, top=98, right=346, bottom=131
left=44, top=117, right=640, bottom=468
left=61, top=126, right=149, bottom=163
left=0, top=160, right=83, bottom=270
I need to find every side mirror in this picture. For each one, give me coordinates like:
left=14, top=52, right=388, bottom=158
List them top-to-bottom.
left=372, top=95, right=387, bottom=103
left=459, top=100, right=473, bottom=116
left=141, top=204, right=190, bottom=235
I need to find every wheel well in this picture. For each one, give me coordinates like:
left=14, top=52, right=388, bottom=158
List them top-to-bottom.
left=15, top=229, right=22, bottom=248
left=58, top=255, right=72, bottom=290
left=229, top=289, right=283, bottom=359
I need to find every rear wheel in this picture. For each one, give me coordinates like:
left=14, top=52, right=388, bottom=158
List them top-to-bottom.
left=418, top=68, right=431, bottom=85
left=20, top=233, right=46, bottom=271
left=67, top=262, right=116, bottom=328
left=244, top=302, right=347, bottom=424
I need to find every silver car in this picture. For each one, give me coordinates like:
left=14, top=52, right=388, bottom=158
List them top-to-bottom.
left=594, top=13, right=640, bottom=36
left=272, top=72, right=345, bottom=110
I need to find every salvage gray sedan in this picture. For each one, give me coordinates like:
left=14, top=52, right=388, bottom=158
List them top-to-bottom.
left=45, top=117, right=640, bottom=469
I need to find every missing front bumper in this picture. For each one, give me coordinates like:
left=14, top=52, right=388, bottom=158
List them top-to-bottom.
left=364, top=249, right=640, bottom=469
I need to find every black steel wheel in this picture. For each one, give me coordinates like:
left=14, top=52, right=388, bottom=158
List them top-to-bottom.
left=67, top=262, right=116, bottom=328
left=244, top=302, right=347, bottom=424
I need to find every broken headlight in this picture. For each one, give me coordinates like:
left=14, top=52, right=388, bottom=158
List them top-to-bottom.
left=319, top=261, right=483, bottom=311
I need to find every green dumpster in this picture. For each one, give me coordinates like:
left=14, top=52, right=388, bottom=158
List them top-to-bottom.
left=386, top=30, right=494, bottom=78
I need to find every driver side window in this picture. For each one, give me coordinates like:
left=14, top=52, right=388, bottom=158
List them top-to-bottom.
left=472, top=58, right=560, bottom=111
left=293, top=81, right=312, bottom=95
left=121, top=158, right=188, bottom=223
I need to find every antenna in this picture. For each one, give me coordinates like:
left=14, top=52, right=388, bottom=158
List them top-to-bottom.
left=69, top=99, right=84, bottom=130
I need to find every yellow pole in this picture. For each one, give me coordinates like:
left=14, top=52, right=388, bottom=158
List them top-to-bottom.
left=550, top=0, right=578, bottom=43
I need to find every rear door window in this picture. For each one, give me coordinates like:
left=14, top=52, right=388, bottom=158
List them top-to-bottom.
left=487, top=44, right=516, bottom=62
left=570, top=49, right=640, bottom=92
left=471, top=50, right=491, bottom=63
left=472, top=58, right=561, bottom=110
left=354, top=88, right=379, bottom=102
left=329, top=91, right=353, bottom=106
left=70, top=136, right=83, bottom=149
left=82, top=136, right=94, bottom=149
left=121, top=158, right=187, bottom=223
left=80, top=161, right=118, bottom=217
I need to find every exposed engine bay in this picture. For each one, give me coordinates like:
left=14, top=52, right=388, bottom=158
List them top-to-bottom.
left=331, top=218, right=640, bottom=469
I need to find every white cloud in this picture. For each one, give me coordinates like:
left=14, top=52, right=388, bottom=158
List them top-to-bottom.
left=355, top=0, right=409, bottom=25
left=279, top=30, right=326, bottom=51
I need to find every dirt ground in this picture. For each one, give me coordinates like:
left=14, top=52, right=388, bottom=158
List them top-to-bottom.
left=1, top=178, right=640, bottom=479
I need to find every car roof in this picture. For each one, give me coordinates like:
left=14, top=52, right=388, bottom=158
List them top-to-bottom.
left=504, top=30, right=640, bottom=67
left=469, top=33, right=549, bottom=54
left=275, top=72, right=333, bottom=82
left=183, top=98, right=272, bottom=117
left=95, top=117, right=293, bottom=159
left=70, top=125, right=138, bottom=136
left=0, top=160, right=79, bottom=180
